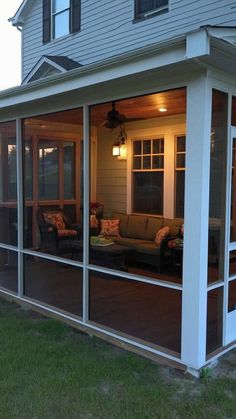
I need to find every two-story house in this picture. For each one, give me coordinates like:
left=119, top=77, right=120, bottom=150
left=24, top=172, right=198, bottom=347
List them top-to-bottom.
left=0, top=0, right=236, bottom=376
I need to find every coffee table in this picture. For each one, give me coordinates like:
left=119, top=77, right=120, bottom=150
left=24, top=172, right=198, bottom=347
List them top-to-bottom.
left=65, top=240, right=130, bottom=270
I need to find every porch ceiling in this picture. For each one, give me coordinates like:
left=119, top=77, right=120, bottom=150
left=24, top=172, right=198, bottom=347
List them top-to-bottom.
left=27, top=88, right=187, bottom=126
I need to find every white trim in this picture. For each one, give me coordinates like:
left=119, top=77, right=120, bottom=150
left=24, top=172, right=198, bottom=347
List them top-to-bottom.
left=9, top=0, right=31, bottom=26
left=51, top=0, right=71, bottom=41
left=22, top=56, right=67, bottom=85
left=181, top=74, right=212, bottom=369
left=83, top=105, right=90, bottom=322
left=16, top=119, right=24, bottom=297
left=225, top=126, right=236, bottom=345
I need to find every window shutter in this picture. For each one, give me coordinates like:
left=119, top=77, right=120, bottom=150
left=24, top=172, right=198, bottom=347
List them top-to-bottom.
left=43, top=0, right=51, bottom=44
left=71, top=0, right=81, bottom=33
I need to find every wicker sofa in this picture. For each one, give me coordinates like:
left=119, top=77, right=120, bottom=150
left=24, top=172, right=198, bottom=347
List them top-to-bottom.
left=111, top=212, right=183, bottom=271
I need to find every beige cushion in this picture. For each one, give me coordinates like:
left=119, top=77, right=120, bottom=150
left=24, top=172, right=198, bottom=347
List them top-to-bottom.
left=126, top=214, right=148, bottom=239
left=144, top=217, right=163, bottom=240
left=154, top=226, right=170, bottom=247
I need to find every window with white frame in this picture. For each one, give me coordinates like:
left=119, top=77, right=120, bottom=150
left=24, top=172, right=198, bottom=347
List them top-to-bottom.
left=43, top=0, right=81, bottom=43
left=52, top=0, right=70, bottom=39
left=135, top=0, right=169, bottom=19
left=175, top=135, right=186, bottom=218
left=132, top=137, right=164, bottom=215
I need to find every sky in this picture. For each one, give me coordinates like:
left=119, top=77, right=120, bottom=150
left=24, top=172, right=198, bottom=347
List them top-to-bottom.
left=0, top=1, right=22, bottom=91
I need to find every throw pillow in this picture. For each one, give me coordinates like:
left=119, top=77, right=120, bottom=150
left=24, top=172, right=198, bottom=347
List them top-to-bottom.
left=43, top=212, right=65, bottom=230
left=100, top=219, right=120, bottom=237
left=154, top=226, right=170, bottom=247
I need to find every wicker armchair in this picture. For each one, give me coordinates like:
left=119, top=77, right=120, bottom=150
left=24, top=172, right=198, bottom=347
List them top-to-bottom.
left=37, top=207, right=81, bottom=255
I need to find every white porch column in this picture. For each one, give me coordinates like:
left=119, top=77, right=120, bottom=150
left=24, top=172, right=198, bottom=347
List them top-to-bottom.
left=181, top=73, right=212, bottom=372
left=16, top=119, right=24, bottom=298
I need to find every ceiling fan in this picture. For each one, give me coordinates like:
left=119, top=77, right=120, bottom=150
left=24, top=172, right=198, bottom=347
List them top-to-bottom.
left=103, top=101, right=144, bottom=129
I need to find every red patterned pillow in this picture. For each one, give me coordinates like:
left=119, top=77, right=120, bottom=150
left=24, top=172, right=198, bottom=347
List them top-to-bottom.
left=43, top=212, right=65, bottom=230
left=100, top=219, right=120, bottom=237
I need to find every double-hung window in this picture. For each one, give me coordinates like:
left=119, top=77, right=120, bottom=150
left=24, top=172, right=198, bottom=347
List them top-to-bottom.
left=43, top=0, right=81, bottom=43
left=52, top=0, right=70, bottom=39
left=135, top=0, right=169, bottom=19
left=175, top=135, right=186, bottom=218
left=132, top=137, right=164, bottom=215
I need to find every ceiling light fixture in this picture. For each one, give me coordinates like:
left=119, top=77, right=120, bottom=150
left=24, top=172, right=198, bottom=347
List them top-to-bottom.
left=158, top=107, right=167, bottom=112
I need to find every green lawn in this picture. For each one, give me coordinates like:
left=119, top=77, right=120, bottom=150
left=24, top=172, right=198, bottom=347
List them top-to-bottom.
left=0, top=297, right=236, bottom=419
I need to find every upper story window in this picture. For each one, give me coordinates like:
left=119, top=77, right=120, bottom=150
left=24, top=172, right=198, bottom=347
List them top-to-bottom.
left=43, top=0, right=81, bottom=44
left=52, top=0, right=70, bottom=39
left=135, top=0, right=169, bottom=20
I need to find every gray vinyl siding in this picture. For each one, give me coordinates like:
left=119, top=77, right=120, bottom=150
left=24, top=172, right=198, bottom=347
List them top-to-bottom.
left=22, top=0, right=236, bottom=80
left=96, top=127, right=127, bottom=216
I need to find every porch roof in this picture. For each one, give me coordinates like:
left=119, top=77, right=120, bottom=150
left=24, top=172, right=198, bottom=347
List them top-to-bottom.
left=0, top=27, right=236, bottom=121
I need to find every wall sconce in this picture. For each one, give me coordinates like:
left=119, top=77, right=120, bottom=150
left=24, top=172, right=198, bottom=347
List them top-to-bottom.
left=112, top=125, right=127, bottom=160
left=112, top=142, right=121, bottom=156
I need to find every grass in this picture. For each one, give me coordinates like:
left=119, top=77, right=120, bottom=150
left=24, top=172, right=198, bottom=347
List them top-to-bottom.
left=1, top=297, right=236, bottom=419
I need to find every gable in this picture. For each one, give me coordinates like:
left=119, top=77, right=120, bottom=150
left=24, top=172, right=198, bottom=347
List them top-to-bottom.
left=22, top=55, right=82, bottom=84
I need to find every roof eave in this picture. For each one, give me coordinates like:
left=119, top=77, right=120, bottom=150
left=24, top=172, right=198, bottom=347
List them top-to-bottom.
left=9, top=0, right=32, bottom=27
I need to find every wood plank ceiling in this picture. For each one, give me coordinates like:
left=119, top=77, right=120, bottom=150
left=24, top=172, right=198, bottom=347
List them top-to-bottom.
left=25, top=88, right=187, bottom=127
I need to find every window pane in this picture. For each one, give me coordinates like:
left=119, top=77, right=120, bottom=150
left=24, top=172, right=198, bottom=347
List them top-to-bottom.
left=52, top=0, right=70, bottom=13
left=137, top=0, right=168, bottom=14
left=138, top=0, right=154, bottom=14
left=53, top=10, right=70, bottom=38
left=89, top=89, right=186, bottom=283
left=208, top=90, right=228, bottom=284
left=232, top=96, right=236, bottom=126
left=23, top=108, right=83, bottom=260
left=0, top=121, right=17, bottom=246
left=176, top=136, right=186, bottom=152
left=153, top=138, right=164, bottom=154
left=230, top=138, right=236, bottom=242
left=24, top=139, right=33, bottom=200
left=143, top=140, right=151, bottom=154
left=133, top=141, right=141, bottom=155
left=39, top=142, right=59, bottom=200
left=64, top=142, right=75, bottom=199
left=7, top=143, right=17, bottom=200
left=176, top=154, right=185, bottom=168
left=143, top=155, right=151, bottom=169
left=152, top=155, right=164, bottom=169
left=133, top=156, right=141, bottom=169
left=175, top=171, right=185, bottom=218
left=133, top=172, right=163, bottom=214
left=0, top=248, right=18, bottom=294
left=229, top=250, right=236, bottom=277
left=24, top=255, right=83, bottom=317
left=89, top=272, right=182, bottom=354
left=228, top=280, right=236, bottom=312
left=206, top=287, right=223, bottom=354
